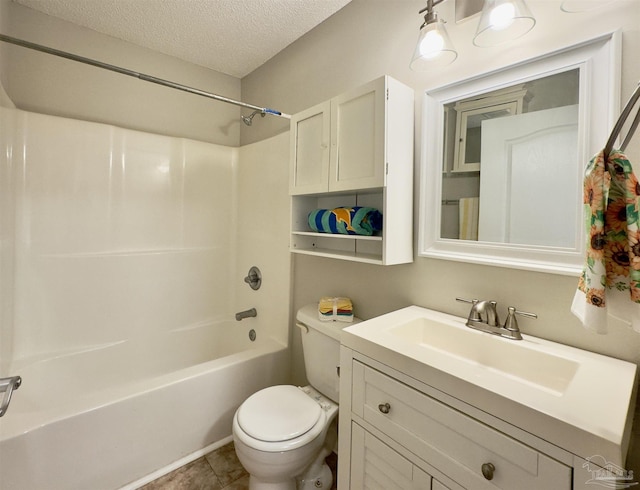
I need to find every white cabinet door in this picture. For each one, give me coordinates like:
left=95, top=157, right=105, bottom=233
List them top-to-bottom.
left=329, top=77, right=386, bottom=192
left=289, top=101, right=330, bottom=195
left=350, top=423, right=431, bottom=490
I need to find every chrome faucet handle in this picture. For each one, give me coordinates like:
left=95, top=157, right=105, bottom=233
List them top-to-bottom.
left=455, top=297, right=476, bottom=305
left=456, top=297, right=481, bottom=321
left=503, top=306, right=537, bottom=335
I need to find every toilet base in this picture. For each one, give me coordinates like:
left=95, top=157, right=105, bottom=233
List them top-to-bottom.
left=247, top=459, right=333, bottom=490
left=298, top=461, right=332, bottom=490
left=248, top=476, right=296, bottom=490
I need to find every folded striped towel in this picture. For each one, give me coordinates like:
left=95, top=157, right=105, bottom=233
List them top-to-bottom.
left=308, top=207, right=382, bottom=236
left=318, top=296, right=353, bottom=322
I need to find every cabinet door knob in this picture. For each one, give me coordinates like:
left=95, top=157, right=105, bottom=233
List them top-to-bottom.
left=378, top=402, right=391, bottom=414
left=481, top=462, right=495, bottom=480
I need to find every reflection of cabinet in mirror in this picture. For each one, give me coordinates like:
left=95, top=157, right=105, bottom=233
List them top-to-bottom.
left=451, top=84, right=530, bottom=173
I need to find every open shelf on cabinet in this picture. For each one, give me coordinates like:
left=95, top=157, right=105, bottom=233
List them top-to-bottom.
left=291, top=190, right=392, bottom=264
left=292, top=231, right=382, bottom=241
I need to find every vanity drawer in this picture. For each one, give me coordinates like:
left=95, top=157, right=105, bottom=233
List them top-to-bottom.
left=352, top=361, right=571, bottom=490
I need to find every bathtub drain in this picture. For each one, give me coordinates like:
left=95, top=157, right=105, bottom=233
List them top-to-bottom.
left=249, top=329, right=257, bottom=341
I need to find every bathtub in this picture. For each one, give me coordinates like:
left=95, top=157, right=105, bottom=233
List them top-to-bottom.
left=0, top=321, right=289, bottom=490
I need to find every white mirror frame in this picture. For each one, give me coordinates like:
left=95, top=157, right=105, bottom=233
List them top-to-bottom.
left=419, top=31, right=621, bottom=275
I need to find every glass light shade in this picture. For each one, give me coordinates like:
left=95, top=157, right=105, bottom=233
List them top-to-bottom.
left=473, top=0, right=536, bottom=47
left=410, top=19, right=458, bottom=70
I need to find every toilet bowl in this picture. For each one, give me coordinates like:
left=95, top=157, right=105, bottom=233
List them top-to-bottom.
left=232, top=304, right=359, bottom=490
left=232, top=385, right=338, bottom=490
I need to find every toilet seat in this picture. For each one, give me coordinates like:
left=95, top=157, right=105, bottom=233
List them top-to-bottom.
left=233, top=385, right=336, bottom=452
left=237, top=385, right=322, bottom=442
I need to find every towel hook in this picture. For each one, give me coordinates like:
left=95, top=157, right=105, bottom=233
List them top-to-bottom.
left=604, top=82, right=640, bottom=156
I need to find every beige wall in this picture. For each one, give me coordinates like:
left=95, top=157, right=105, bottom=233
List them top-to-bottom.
left=0, top=0, right=241, bottom=146
left=3, top=0, right=640, bottom=385
left=239, top=0, right=640, bottom=386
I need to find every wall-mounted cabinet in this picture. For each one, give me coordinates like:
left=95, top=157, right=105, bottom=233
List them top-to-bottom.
left=289, top=76, right=414, bottom=265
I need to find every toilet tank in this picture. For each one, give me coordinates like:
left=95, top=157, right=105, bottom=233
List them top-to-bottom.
left=296, top=304, right=361, bottom=403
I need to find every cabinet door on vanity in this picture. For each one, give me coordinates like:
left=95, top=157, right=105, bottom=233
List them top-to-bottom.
left=329, top=77, right=386, bottom=192
left=290, top=101, right=331, bottom=195
left=350, top=423, right=432, bottom=489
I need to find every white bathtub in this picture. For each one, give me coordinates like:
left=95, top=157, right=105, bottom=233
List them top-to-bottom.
left=0, top=321, right=289, bottom=490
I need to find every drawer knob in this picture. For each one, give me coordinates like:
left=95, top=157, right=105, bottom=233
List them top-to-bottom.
left=378, top=402, right=391, bottom=414
left=481, top=462, right=495, bottom=480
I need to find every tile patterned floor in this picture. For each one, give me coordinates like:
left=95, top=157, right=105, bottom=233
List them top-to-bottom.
left=140, top=442, right=338, bottom=490
left=140, top=442, right=249, bottom=490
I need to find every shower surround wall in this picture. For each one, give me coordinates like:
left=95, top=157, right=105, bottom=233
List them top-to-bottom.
left=0, top=106, right=292, bottom=488
left=5, top=107, right=237, bottom=368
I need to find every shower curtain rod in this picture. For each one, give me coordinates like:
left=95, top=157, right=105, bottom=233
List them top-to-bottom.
left=0, top=34, right=291, bottom=120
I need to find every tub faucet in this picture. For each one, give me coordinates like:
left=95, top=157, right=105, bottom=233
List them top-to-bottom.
left=236, top=308, right=257, bottom=321
left=0, top=375, right=22, bottom=417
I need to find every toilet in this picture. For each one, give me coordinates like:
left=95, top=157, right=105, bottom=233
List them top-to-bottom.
left=232, top=303, right=360, bottom=490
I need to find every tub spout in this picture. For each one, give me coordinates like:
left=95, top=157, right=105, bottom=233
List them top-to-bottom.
left=235, top=308, right=257, bottom=321
left=0, top=375, right=22, bottom=417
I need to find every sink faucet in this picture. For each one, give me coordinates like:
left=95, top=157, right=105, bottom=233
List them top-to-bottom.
left=456, top=298, right=537, bottom=340
left=469, top=300, right=500, bottom=327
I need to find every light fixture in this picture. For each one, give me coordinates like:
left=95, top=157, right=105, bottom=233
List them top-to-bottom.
left=410, top=0, right=458, bottom=70
left=473, top=0, right=536, bottom=47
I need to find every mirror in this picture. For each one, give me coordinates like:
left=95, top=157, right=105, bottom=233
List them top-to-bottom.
left=419, top=32, right=621, bottom=275
left=441, top=70, right=580, bottom=244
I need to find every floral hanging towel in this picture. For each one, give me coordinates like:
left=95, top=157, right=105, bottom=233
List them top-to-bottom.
left=571, top=149, right=640, bottom=333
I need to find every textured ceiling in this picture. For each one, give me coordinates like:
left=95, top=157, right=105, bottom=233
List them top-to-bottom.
left=13, top=0, right=353, bottom=78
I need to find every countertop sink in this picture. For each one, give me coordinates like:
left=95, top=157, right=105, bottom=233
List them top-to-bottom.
left=341, top=305, right=638, bottom=465
left=389, top=316, right=579, bottom=395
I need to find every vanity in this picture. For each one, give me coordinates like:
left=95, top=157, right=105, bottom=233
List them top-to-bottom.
left=337, top=306, right=637, bottom=489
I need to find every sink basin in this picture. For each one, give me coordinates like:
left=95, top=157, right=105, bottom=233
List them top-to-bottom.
left=340, top=305, right=637, bottom=466
left=389, top=317, right=579, bottom=395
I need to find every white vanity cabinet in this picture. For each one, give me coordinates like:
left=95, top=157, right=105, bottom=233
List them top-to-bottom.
left=289, top=76, right=414, bottom=265
left=337, top=305, right=637, bottom=490
left=338, top=349, right=604, bottom=490
left=340, top=354, right=571, bottom=489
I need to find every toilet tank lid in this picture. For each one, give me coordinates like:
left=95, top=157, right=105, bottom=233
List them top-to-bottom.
left=296, top=304, right=362, bottom=341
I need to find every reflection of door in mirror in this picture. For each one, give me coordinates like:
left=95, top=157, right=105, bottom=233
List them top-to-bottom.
left=440, top=69, right=579, bottom=242
left=478, top=104, right=579, bottom=246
